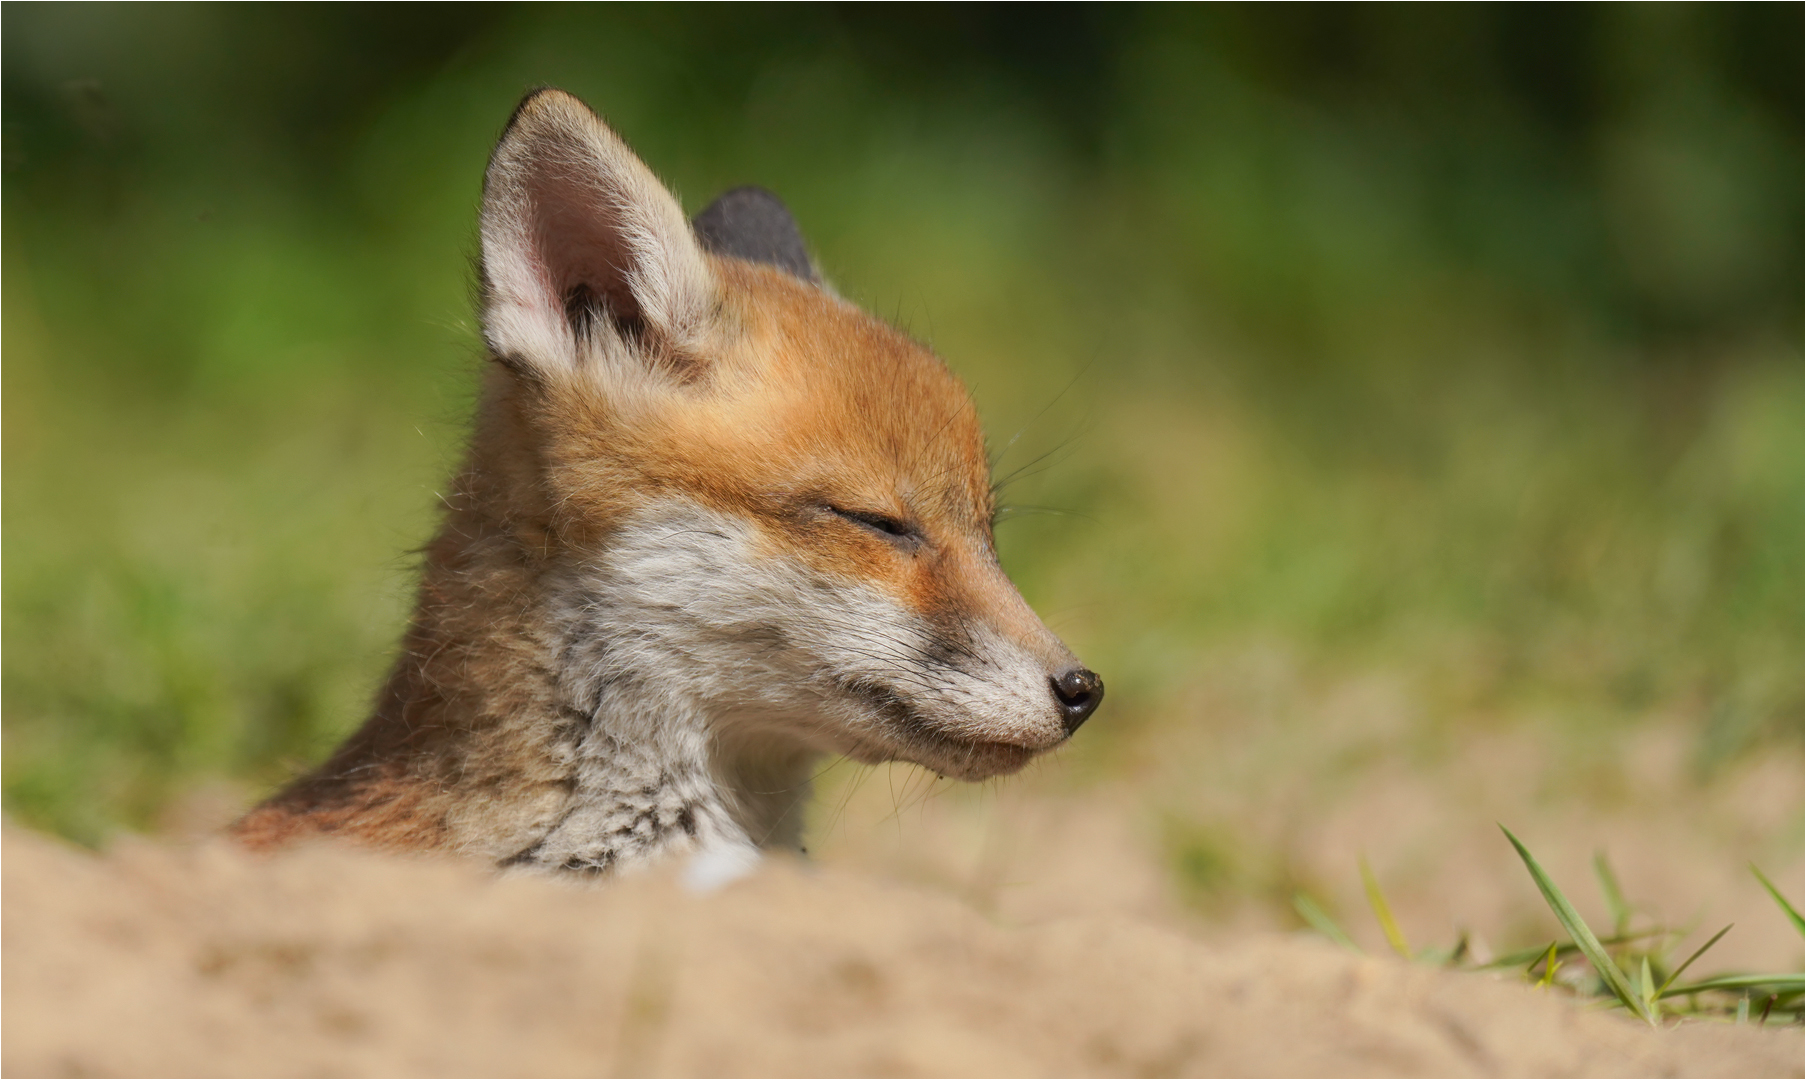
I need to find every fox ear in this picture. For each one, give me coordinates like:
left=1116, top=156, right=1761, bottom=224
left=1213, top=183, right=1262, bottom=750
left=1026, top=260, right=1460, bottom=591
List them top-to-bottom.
left=479, top=89, right=714, bottom=378
left=693, top=187, right=819, bottom=284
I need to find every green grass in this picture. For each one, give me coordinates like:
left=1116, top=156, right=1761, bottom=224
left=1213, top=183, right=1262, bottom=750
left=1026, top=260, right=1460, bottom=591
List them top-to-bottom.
left=1297, top=833, right=1805, bottom=1026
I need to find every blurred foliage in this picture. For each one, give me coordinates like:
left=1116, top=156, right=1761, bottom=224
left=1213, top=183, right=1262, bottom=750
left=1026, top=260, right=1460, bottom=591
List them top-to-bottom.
left=3, top=4, right=1800, bottom=844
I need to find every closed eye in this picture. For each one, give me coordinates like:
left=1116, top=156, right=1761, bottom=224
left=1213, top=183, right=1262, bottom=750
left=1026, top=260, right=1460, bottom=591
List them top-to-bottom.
left=827, top=505, right=922, bottom=549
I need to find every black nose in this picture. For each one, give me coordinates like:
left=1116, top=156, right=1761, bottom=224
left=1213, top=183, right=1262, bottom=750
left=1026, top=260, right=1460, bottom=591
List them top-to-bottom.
left=1050, top=667, right=1104, bottom=735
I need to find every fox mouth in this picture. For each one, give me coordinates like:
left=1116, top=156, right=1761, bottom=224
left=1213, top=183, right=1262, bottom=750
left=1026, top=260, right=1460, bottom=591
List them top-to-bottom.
left=838, top=679, right=1051, bottom=781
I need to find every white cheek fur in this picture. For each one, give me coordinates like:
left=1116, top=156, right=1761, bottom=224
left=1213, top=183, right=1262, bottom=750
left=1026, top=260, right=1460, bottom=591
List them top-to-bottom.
left=505, top=497, right=1069, bottom=874
left=555, top=499, right=1066, bottom=761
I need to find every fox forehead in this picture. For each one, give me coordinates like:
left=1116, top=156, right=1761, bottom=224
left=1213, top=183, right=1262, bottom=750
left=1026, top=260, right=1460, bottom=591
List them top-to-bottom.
left=543, top=258, right=996, bottom=538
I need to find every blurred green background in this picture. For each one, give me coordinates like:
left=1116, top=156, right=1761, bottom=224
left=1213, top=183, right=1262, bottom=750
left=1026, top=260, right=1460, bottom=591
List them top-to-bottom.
left=4, top=4, right=1800, bottom=853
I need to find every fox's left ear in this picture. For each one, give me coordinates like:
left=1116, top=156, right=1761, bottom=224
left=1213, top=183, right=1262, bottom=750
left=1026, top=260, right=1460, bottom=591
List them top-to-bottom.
left=479, top=89, right=714, bottom=379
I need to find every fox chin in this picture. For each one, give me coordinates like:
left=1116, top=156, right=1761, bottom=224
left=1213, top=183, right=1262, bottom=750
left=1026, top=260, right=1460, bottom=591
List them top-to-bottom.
left=232, top=88, right=1102, bottom=878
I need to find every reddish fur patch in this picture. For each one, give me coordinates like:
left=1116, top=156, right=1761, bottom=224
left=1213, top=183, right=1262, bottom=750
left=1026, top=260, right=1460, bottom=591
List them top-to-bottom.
left=540, top=259, right=1012, bottom=630
left=232, top=773, right=443, bottom=853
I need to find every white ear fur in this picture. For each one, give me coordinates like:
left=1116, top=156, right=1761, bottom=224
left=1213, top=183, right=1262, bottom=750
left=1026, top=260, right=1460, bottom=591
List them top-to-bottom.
left=479, top=89, right=714, bottom=377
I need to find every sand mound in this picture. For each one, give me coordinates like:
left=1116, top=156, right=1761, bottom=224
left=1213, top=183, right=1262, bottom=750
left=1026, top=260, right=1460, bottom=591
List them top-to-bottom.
left=4, top=826, right=1798, bottom=1078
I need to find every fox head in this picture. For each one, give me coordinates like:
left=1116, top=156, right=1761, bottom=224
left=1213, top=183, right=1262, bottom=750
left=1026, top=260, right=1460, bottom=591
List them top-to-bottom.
left=474, top=89, right=1101, bottom=784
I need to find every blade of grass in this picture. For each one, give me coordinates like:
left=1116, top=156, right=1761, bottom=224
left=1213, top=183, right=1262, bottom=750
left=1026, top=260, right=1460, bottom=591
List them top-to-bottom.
left=1501, top=825, right=1653, bottom=1024
left=1594, top=852, right=1632, bottom=938
left=1359, top=855, right=1412, bottom=959
left=1750, top=864, right=1803, bottom=935
left=1293, top=892, right=1361, bottom=953
left=1655, top=924, right=1733, bottom=997
left=1479, top=928, right=1666, bottom=971
left=1525, top=941, right=1554, bottom=978
left=1535, top=942, right=1560, bottom=988
left=1639, top=955, right=1660, bottom=1020
left=1661, top=973, right=1806, bottom=998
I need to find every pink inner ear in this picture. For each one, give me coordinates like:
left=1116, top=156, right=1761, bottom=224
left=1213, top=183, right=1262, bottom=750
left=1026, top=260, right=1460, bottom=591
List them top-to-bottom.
left=524, top=158, right=642, bottom=332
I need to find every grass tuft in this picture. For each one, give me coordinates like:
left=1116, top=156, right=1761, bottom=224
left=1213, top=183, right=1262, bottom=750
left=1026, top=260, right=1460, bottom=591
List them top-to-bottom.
left=1500, top=826, right=1654, bottom=1024
left=1656, top=924, right=1733, bottom=998
left=1534, top=942, right=1561, bottom=989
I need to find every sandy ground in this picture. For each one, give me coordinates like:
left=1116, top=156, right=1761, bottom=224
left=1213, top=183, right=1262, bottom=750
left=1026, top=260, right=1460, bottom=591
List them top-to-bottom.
left=11, top=664, right=1802, bottom=1078
left=802, top=700, right=1806, bottom=979
left=4, top=824, right=1799, bottom=1079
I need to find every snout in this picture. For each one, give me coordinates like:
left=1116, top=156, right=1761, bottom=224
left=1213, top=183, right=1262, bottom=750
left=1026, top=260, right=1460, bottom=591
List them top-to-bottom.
left=1050, top=666, right=1103, bottom=735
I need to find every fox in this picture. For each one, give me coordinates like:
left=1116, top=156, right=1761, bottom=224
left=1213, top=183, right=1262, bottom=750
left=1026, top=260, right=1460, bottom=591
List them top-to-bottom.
left=232, top=88, right=1102, bottom=878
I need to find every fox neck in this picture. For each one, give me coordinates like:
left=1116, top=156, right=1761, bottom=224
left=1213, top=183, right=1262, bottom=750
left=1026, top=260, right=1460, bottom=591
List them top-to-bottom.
left=242, top=498, right=819, bottom=875
left=467, top=537, right=825, bottom=872
left=502, top=562, right=819, bottom=873
left=494, top=672, right=814, bottom=876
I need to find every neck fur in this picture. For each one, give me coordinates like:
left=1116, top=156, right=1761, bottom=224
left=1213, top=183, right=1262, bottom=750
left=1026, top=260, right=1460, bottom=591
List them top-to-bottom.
left=236, top=490, right=820, bottom=875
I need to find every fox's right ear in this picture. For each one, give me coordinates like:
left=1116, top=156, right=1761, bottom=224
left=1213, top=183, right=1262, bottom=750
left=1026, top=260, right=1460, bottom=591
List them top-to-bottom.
left=478, top=89, right=715, bottom=380
left=693, top=187, right=819, bottom=284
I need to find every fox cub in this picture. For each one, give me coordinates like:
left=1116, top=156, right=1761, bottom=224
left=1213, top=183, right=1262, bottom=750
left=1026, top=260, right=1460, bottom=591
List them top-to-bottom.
left=233, top=89, right=1101, bottom=877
